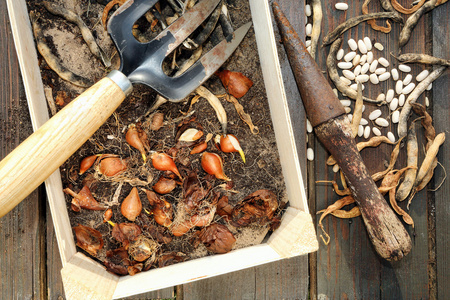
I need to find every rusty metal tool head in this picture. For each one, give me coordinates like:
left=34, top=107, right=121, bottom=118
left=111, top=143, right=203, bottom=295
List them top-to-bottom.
left=0, top=0, right=251, bottom=218
left=272, top=2, right=412, bottom=261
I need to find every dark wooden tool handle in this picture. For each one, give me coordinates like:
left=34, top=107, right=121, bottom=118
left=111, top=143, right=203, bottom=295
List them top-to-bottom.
left=272, top=2, right=412, bottom=261
left=315, top=116, right=411, bottom=260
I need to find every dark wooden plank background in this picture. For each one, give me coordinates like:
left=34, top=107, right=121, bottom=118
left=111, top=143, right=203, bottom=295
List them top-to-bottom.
left=0, top=0, right=448, bottom=299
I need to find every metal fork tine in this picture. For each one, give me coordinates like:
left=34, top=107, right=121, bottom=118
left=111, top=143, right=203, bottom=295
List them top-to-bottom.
left=154, top=0, right=221, bottom=56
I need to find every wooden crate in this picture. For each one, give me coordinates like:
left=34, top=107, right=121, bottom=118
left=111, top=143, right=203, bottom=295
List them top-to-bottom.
left=6, top=0, right=318, bottom=299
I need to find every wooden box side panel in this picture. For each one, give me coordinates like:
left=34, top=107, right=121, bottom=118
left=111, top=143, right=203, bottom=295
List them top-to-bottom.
left=6, top=0, right=77, bottom=265
left=249, top=0, right=309, bottom=212
left=267, top=207, right=319, bottom=257
left=113, top=244, right=282, bottom=299
left=61, top=252, right=119, bottom=300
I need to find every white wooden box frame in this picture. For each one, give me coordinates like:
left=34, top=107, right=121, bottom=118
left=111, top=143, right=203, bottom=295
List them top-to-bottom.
left=6, top=0, right=319, bottom=299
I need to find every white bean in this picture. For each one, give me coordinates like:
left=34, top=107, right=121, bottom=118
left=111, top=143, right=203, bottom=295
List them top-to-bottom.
left=335, top=2, right=349, bottom=10
left=305, top=4, right=312, bottom=16
left=306, top=23, right=312, bottom=36
left=364, top=37, right=373, bottom=51
left=305, top=39, right=312, bottom=47
left=348, top=39, right=358, bottom=51
left=358, top=39, right=368, bottom=54
left=374, top=42, right=384, bottom=51
left=307, top=46, right=311, bottom=53
left=336, top=48, right=345, bottom=60
left=344, top=51, right=357, bottom=62
left=367, top=51, right=374, bottom=64
left=352, top=54, right=361, bottom=66
left=359, top=54, right=367, bottom=65
left=378, top=57, right=389, bottom=67
left=369, top=60, right=378, bottom=73
left=338, top=62, right=353, bottom=69
left=361, top=63, right=370, bottom=74
left=398, top=64, right=411, bottom=72
left=353, top=65, right=362, bottom=76
left=375, top=68, right=387, bottom=75
left=391, top=68, right=399, bottom=81
left=343, top=70, right=356, bottom=80
left=416, top=70, right=429, bottom=82
left=378, top=72, right=391, bottom=81
left=370, top=73, right=379, bottom=84
left=356, top=74, right=369, bottom=83
left=403, top=74, right=412, bottom=85
left=340, top=76, right=352, bottom=85
left=395, top=80, right=403, bottom=94
left=402, top=82, right=416, bottom=95
left=350, top=83, right=365, bottom=91
left=427, top=83, right=432, bottom=90
left=333, top=88, right=339, bottom=97
left=386, top=89, right=395, bottom=103
left=376, top=93, right=386, bottom=102
left=398, top=94, right=405, bottom=107
left=425, top=96, right=430, bottom=107
left=390, top=97, right=399, bottom=111
left=340, top=99, right=352, bottom=107
left=362, top=105, right=366, bottom=113
left=344, top=106, right=351, bottom=113
left=369, top=109, right=382, bottom=120
left=392, top=110, right=400, bottom=123
left=347, top=114, right=353, bottom=122
left=375, top=117, right=389, bottom=127
left=360, top=118, right=368, bottom=125
left=307, top=119, right=313, bottom=133
left=358, top=125, right=364, bottom=137
left=364, top=125, right=371, bottom=139
left=372, top=127, right=382, bottom=136
left=387, top=132, right=396, bottom=143
left=307, top=148, right=314, bottom=161
left=333, top=164, right=340, bottom=173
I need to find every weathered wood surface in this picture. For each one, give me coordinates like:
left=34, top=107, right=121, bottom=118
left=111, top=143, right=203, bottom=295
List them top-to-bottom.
left=0, top=0, right=448, bottom=299
left=0, top=0, right=45, bottom=298
left=311, top=0, right=448, bottom=299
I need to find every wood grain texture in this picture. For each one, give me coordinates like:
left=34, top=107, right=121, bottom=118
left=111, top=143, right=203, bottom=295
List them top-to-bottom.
left=0, top=0, right=44, bottom=298
left=312, top=0, right=438, bottom=298
left=432, top=3, right=449, bottom=300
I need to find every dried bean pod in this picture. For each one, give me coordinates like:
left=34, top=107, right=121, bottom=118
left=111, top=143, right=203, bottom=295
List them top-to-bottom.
left=309, top=0, right=323, bottom=60
left=362, top=0, right=392, bottom=33
left=391, top=0, right=426, bottom=14
left=399, top=0, right=438, bottom=48
left=43, top=1, right=111, bottom=67
left=30, top=12, right=92, bottom=87
left=322, top=12, right=403, bottom=46
left=397, top=53, right=450, bottom=67
left=398, top=66, right=446, bottom=138
left=396, top=124, right=418, bottom=201
left=414, top=133, right=445, bottom=186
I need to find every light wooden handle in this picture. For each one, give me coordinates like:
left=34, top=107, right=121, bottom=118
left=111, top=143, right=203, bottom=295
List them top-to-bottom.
left=0, top=74, right=130, bottom=217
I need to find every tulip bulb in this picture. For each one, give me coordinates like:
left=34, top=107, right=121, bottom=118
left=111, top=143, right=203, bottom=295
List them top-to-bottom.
left=215, top=69, right=253, bottom=98
left=126, top=124, right=149, bottom=163
left=217, top=134, right=246, bottom=163
left=190, top=141, right=208, bottom=154
left=151, top=152, right=182, bottom=179
left=201, top=152, right=230, bottom=181
left=79, top=155, right=99, bottom=174
left=99, top=157, right=128, bottom=176
left=153, top=177, right=177, bottom=194
left=121, top=187, right=142, bottom=222
left=73, top=224, right=104, bottom=256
